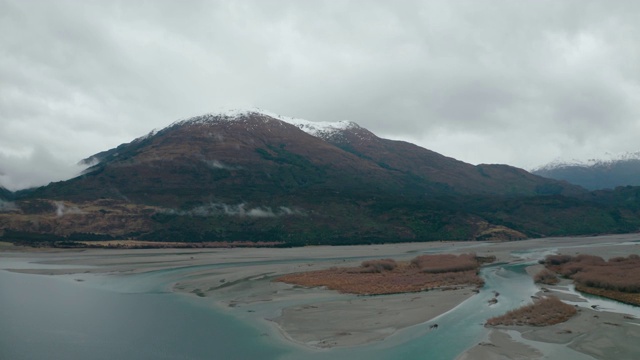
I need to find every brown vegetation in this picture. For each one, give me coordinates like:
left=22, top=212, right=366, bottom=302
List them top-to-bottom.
left=74, top=240, right=283, bottom=249
left=410, top=253, right=478, bottom=273
left=275, top=254, right=486, bottom=295
left=542, top=254, right=640, bottom=305
left=359, top=259, right=397, bottom=273
left=534, top=268, right=559, bottom=285
left=574, top=284, right=640, bottom=307
left=486, top=296, right=577, bottom=327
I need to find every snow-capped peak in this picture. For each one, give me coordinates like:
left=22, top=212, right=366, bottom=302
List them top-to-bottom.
left=169, top=107, right=360, bottom=139
left=533, top=151, right=640, bottom=171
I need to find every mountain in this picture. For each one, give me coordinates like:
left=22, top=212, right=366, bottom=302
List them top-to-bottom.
left=1, top=110, right=638, bottom=246
left=28, top=110, right=582, bottom=205
left=34, top=112, right=423, bottom=205
left=533, top=153, right=640, bottom=190
left=0, top=186, right=11, bottom=200
left=0, top=186, right=18, bottom=214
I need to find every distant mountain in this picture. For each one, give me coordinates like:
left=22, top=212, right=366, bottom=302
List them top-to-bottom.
left=1, top=110, right=638, bottom=245
left=533, top=153, right=640, bottom=190
left=0, top=186, right=11, bottom=200
left=0, top=186, right=17, bottom=213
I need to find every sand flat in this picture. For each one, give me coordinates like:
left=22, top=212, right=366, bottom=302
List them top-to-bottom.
left=274, top=288, right=475, bottom=348
left=456, top=329, right=542, bottom=360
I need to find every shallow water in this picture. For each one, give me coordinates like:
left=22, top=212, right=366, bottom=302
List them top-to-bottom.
left=0, top=269, right=291, bottom=360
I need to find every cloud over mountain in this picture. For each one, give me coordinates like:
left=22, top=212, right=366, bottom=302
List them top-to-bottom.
left=3, top=0, right=640, bottom=190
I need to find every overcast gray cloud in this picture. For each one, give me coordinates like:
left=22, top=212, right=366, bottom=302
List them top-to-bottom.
left=2, top=0, right=640, bottom=190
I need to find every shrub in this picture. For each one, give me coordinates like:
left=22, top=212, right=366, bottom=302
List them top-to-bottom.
left=410, top=253, right=479, bottom=273
left=543, top=254, right=640, bottom=294
left=544, top=254, right=572, bottom=266
left=574, top=254, right=606, bottom=266
left=360, top=259, right=397, bottom=273
left=534, top=269, right=559, bottom=285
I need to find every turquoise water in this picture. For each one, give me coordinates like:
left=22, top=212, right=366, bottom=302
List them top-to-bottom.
left=0, top=253, right=614, bottom=360
left=0, top=269, right=290, bottom=360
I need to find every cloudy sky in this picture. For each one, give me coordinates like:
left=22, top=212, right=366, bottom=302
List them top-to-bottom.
left=2, top=0, right=640, bottom=190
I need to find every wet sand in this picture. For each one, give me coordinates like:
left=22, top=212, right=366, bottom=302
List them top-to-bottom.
left=273, top=288, right=474, bottom=348
left=461, top=307, right=640, bottom=360
left=456, top=329, right=542, bottom=360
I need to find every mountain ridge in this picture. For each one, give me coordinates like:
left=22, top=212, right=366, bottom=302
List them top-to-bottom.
left=66, top=110, right=584, bottom=202
left=534, top=151, right=640, bottom=171
left=533, top=153, right=640, bottom=190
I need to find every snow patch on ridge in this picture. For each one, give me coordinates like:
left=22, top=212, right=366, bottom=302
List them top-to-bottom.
left=169, top=107, right=360, bottom=139
left=83, top=108, right=362, bottom=168
left=286, top=118, right=358, bottom=138
left=533, top=151, right=640, bottom=171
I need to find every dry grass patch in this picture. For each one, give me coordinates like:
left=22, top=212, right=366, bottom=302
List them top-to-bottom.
left=75, top=240, right=283, bottom=249
left=275, top=253, right=486, bottom=295
left=411, top=253, right=478, bottom=273
left=542, top=254, right=640, bottom=305
left=359, top=259, right=397, bottom=273
left=533, top=268, right=559, bottom=285
left=574, top=284, right=640, bottom=306
left=486, top=296, right=577, bottom=327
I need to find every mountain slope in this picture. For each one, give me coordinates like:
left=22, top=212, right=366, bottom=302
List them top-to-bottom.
left=319, top=124, right=582, bottom=196
left=0, top=186, right=11, bottom=200
left=0, top=186, right=16, bottom=213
